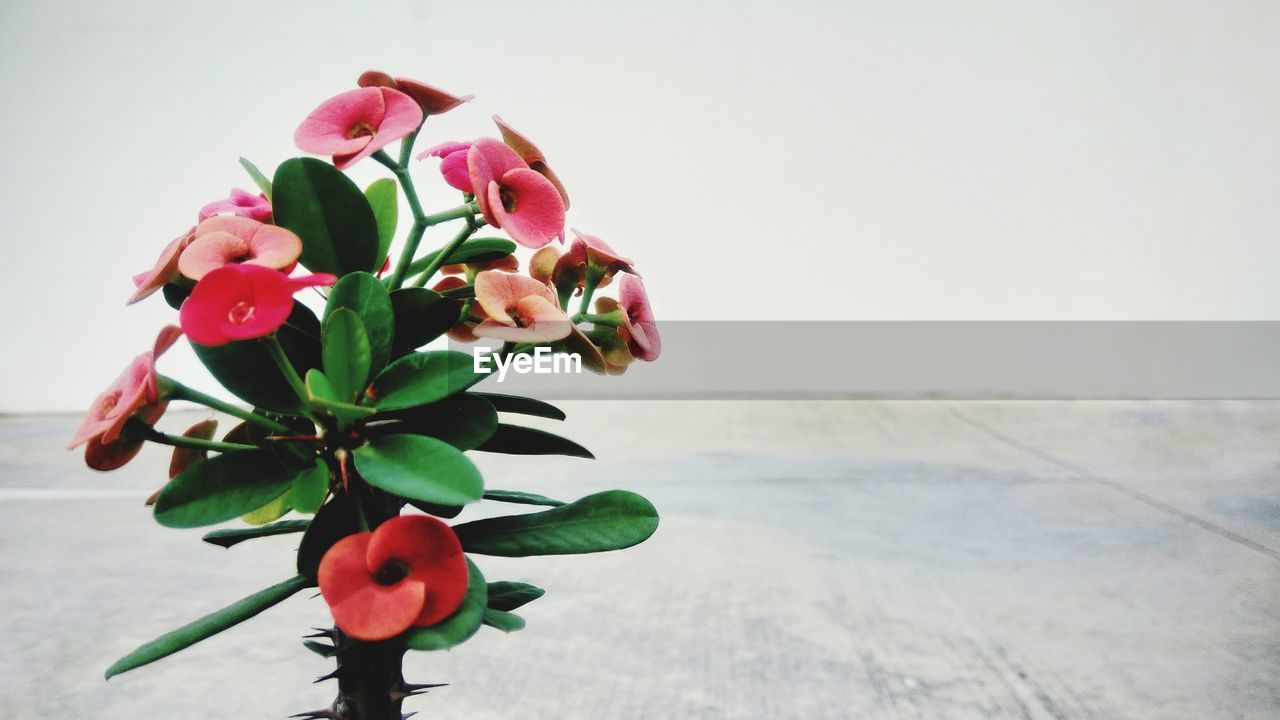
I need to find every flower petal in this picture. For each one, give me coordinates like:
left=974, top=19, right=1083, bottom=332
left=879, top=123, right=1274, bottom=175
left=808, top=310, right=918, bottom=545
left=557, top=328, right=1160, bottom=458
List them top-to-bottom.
left=494, top=115, right=570, bottom=207
left=467, top=138, right=526, bottom=226
left=490, top=168, right=566, bottom=249
left=473, top=270, right=557, bottom=325
left=366, top=515, right=468, bottom=627
left=319, top=532, right=427, bottom=641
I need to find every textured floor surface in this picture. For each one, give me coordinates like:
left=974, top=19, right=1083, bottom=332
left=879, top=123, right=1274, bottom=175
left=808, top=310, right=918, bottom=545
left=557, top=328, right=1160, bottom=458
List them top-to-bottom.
left=1, top=400, right=1277, bottom=719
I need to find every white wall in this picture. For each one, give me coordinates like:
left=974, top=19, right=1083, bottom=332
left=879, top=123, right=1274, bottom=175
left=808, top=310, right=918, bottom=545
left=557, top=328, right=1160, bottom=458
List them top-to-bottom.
left=3, top=0, right=1278, bottom=411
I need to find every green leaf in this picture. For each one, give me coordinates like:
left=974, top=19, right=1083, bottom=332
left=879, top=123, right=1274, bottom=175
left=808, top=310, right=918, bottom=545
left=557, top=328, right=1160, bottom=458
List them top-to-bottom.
left=239, top=157, right=273, bottom=201
left=272, top=157, right=379, bottom=275
left=365, top=178, right=398, bottom=264
left=406, top=237, right=517, bottom=277
left=326, top=272, right=394, bottom=381
left=161, top=282, right=190, bottom=310
left=388, top=288, right=460, bottom=355
left=192, top=302, right=321, bottom=414
left=323, top=309, right=371, bottom=402
left=369, top=351, right=487, bottom=411
left=306, top=369, right=377, bottom=424
left=472, top=392, right=566, bottom=421
left=372, top=394, right=497, bottom=450
left=475, top=425, right=593, bottom=459
left=353, top=434, right=483, bottom=506
left=155, top=450, right=300, bottom=528
left=288, top=459, right=330, bottom=514
left=483, top=489, right=565, bottom=507
left=454, top=490, right=659, bottom=557
left=241, top=492, right=291, bottom=525
left=297, top=495, right=359, bottom=581
left=406, top=499, right=464, bottom=519
left=202, top=520, right=311, bottom=548
left=404, top=558, right=487, bottom=651
left=105, top=575, right=307, bottom=678
left=486, top=581, right=545, bottom=611
left=482, top=608, right=525, bottom=633
left=304, top=640, right=339, bottom=657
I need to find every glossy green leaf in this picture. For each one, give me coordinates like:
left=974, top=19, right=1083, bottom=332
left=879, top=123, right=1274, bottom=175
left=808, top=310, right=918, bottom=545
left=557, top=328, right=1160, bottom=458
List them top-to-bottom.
left=239, top=157, right=273, bottom=201
left=272, top=157, right=379, bottom=275
left=365, top=178, right=398, bottom=264
left=406, top=237, right=517, bottom=277
left=326, top=272, right=394, bottom=380
left=161, top=283, right=190, bottom=310
left=388, top=288, right=460, bottom=355
left=192, top=302, right=321, bottom=414
left=323, top=309, right=371, bottom=402
left=369, top=351, right=487, bottom=411
left=306, top=369, right=377, bottom=424
left=472, top=392, right=566, bottom=421
left=372, top=394, right=497, bottom=450
left=475, top=424, right=593, bottom=459
left=353, top=434, right=483, bottom=506
left=155, top=450, right=300, bottom=528
left=288, top=459, right=330, bottom=514
left=483, top=489, right=565, bottom=507
left=454, top=490, right=659, bottom=557
left=241, top=492, right=291, bottom=525
left=297, top=495, right=359, bottom=581
left=406, top=499, right=464, bottom=519
left=202, top=520, right=311, bottom=549
left=404, top=558, right=487, bottom=651
left=105, top=575, right=307, bottom=678
left=486, top=581, right=545, bottom=611
left=482, top=608, right=525, bottom=633
left=304, top=640, right=338, bottom=657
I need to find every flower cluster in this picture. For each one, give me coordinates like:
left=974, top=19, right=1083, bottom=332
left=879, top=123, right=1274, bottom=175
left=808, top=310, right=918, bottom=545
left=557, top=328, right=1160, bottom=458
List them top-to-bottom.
left=81, top=71, right=662, bottom=714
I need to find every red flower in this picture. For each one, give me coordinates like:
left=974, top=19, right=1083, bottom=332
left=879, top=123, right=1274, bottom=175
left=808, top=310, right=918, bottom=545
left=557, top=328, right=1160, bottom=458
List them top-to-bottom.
left=357, top=71, right=473, bottom=116
left=295, top=87, right=423, bottom=170
left=467, top=138, right=566, bottom=249
left=179, top=265, right=335, bottom=347
left=69, top=325, right=183, bottom=463
left=318, top=515, right=469, bottom=641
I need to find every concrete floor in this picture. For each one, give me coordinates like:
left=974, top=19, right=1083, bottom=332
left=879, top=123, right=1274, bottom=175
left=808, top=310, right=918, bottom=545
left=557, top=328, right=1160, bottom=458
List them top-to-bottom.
left=1, top=401, right=1277, bottom=719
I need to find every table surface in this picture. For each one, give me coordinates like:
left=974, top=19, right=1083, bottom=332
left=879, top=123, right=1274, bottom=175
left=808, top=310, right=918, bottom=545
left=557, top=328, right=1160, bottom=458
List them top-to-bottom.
left=2, top=400, right=1277, bottom=719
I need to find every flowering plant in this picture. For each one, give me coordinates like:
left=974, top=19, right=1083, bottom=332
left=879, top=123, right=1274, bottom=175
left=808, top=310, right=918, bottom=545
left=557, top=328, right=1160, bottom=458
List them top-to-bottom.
left=78, top=71, right=661, bottom=718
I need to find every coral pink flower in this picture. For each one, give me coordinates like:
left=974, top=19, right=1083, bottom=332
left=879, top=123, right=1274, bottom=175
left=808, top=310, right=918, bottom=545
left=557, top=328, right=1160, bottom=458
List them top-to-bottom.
left=357, top=71, right=473, bottom=115
left=295, top=87, right=423, bottom=170
left=493, top=115, right=569, bottom=208
left=468, top=138, right=565, bottom=249
left=417, top=141, right=472, bottom=192
left=199, top=189, right=273, bottom=223
left=178, top=216, right=303, bottom=281
left=128, top=227, right=196, bottom=305
left=555, top=229, right=637, bottom=292
left=529, top=246, right=559, bottom=284
left=441, top=253, right=518, bottom=278
left=179, top=265, right=336, bottom=347
left=473, top=270, right=572, bottom=343
left=618, top=275, right=661, bottom=361
left=68, top=325, right=184, bottom=451
left=85, top=402, right=168, bottom=472
left=318, top=515, right=469, bottom=641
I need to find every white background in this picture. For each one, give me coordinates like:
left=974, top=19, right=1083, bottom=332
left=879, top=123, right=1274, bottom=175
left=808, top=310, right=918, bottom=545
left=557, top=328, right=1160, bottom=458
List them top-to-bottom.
left=2, top=0, right=1278, bottom=411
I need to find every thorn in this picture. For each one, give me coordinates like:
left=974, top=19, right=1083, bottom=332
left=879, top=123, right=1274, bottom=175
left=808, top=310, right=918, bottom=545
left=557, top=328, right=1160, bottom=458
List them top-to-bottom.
left=303, top=628, right=337, bottom=639
left=313, top=669, right=341, bottom=684
left=403, top=682, right=448, bottom=692
left=289, top=711, right=336, bottom=719
left=402, top=714, right=417, bottom=720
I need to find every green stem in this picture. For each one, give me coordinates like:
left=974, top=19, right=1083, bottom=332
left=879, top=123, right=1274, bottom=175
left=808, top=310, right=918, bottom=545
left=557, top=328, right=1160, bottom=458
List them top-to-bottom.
left=398, top=122, right=423, bottom=166
left=373, top=151, right=427, bottom=291
left=421, top=203, right=480, bottom=226
left=411, top=221, right=479, bottom=287
left=577, top=269, right=604, bottom=315
left=572, top=309, right=628, bottom=327
left=262, top=335, right=311, bottom=412
left=163, top=379, right=290, bottom=433
left=142, top=426, right=255, bottom=453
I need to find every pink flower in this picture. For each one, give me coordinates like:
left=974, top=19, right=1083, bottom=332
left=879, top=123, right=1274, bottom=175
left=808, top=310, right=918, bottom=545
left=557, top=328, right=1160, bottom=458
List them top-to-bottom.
left=357, top=71, right=473, bottom=115
left=295, top=87, right=423, bottom=170
left=494, top=115, right=569, bottom=208
left=468, top=138, right=565, bottom=249
left=417, top=141, right=473, bottom=192
left=199, top=189, right=273, bottom=223
left=178, top=216, right=303, bottom=281
left=128, top=227, right=196, bottom=305
left=556, top=229, right=637, bottom=291
left=179, top=265, right=336, bottom=347
left=472, top=270, right=571, bottom=343
left=617, top=275, right=661, bottom=361
left=68, top=325, right=183, bottom=451
left=84, top=402, right=168, bottom=472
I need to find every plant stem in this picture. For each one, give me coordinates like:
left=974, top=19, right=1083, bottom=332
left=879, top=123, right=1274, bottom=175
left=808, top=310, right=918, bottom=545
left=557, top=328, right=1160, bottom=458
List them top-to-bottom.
left=398, top=122, right=422, bottom=166
left=373, top=150, right=428, bottom=291
left=421, top=202, right=479, bottom=226
left=411, top=221, right=479, bottom=287
left=577, top=269, right=604, bottom=315
left=572, top=308, right=628, bottom=327
left=262, top=335, right=311, bottom=412
left=164, top=379, right=290, bottom=433
left=141, top=426, right=255, bottom=453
